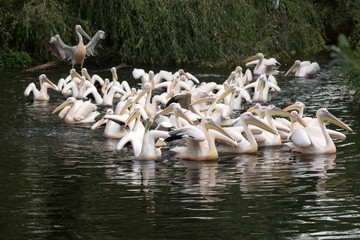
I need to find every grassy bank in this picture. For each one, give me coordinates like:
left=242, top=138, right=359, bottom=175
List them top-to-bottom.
left=0, top=0, right=359, bottom=68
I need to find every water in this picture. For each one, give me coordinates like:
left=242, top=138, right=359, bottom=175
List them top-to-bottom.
left=0, top=59, right=360, bottom=239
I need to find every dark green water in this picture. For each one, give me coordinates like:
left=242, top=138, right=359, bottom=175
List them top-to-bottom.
left=0, top=60, right=360, bottom=239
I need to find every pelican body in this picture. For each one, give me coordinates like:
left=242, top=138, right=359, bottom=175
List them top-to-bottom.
left=285, top=60, right=320, bottom=78
left=285, top=108, right=353, bottom=154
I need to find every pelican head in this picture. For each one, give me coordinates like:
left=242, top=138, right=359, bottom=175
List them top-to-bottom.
left=75, top=25, right=91, bottom=41
left=285, top=60, right=301, bottom=77
left=70, top=68, right=81, bottom=80
left=226, top=72, right=236, bottom=84
left=39, top=74, right=58, bottom=90
left=134, top=83, right=151, bottom=103
left=218, top=84, right=236, bottom=101
left=52, top=97, right=76, bottom=114
left=119, top=97, right=135, bottom=116
left=283, top=101, right=305, bottom=113
left=155, top=103, right=194, bottom=125
left=247, top=103, right=262, bottom=114
left=93, top=108, right=114, bottom=129
left=317, top=108, right=353, bottom=132
left=242, top=112, right=278, bottom=135
left=202, top=117, right=236, bottom=142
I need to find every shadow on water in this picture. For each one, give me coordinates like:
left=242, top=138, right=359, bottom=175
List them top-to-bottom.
left=0, top=59, right=360, bottom=239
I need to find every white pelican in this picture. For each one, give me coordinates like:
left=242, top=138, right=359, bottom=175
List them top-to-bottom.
left=46, top=25, right=105, bottom=69
left=243, top=53, right=281, bottom=75
left=285, top=60, right=320, bottom=78
left=24, top=74, right=58, bottom=101
left=244, top=74, right=280, bottom=102
left=52, top=97, right=99, bottom=124
left=155, top=102, right=195, bottom=128
left=258, top=105, right=306, bottom=146
left=285, top=108, right=353, bottom=154
left=91, top=109, right=129, bottom=138
left=217, top=112, right=278, bottom=153
left=117, top=116, right=170, bottom=160
left=165, top=117, right=236, bottom=160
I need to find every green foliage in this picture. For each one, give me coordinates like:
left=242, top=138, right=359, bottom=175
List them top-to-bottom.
left=0, top=0, right=357, bottom=67
left=331, top=34, right=360, bottom=95
left=0, top=51, right=34, bottom=67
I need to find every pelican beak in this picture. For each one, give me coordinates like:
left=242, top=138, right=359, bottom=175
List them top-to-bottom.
left=78, top=25, right=91, bottom=41
left=243, top=54, right=259, bottom=63
left=285, top=63, right=298, bottom=77
left=112, top=68, right=118, bottom=82
left=71, top=70, right=82, bottom=80
left=226, top=72, right=236, bottom=84
left=41, top=76, right=58, bottom=90
left=256, top=78, right=265, bottom=91
left=169, top=79, right=178, bottom=92
left=101, top=80, right=109, bottom=93
left=134, top=87, right=151, bottom=103
left=217, top=87, right=235, bottom=102
left=166, top=91, right=175, bottom=100
left=190, top=96, right=216, bottom=106
left=52, top=100, right=72, bottom=114
left=119, top=100, right=134, bottom=116
left=283, top=103, right=301, bottom=112
left=247, top=104, right=259, bottom=113
left=155, top=105, right=174, bottom=119
left=268, top=106, right=307, bottom=127
left=175, top=108, right=194, bottom=125
left=125, top=110, right=140, bottom=126
left=290, top=112, right=308, bottom=127
left=322, top=112, right=353, bottom=132
left=248, top=115, right=278, bottom=135
left=92, top=116, right=107, bottom=129
left=145, top=117, right=154, bottom=133
left=206, top=119, right=236, bottom=141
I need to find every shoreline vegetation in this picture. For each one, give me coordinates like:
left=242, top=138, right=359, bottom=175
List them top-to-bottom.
left=0, top=0, right=359, bottom=69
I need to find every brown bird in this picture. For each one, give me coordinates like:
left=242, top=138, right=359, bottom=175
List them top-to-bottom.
left=46, top=25, right=105, bottom=70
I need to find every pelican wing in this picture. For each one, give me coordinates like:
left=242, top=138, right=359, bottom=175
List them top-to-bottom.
left=85, top=30, right=105, bottom=56
left=46, top=35, right=73, bottom=61
left=264, top=58, right=280, bottom=68
left=245, top=60, right=259, bottom=68
left=306, top=62, right=320, bottom=76
left=73, top=101, right=97, bottom=121
left=166, top=125, right=205, bottom=142
left=289, top=127, right=312, bottom=148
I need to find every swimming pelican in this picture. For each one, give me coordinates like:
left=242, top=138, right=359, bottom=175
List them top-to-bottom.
left=46, top=25, right=105, bottom=69
left=243, top=53, right=281, bottom=75
left=285, top=60, right=320, bottom=78
left=24, top=74, right=58, bottom=101
left=52, top=97, right=99, bottom=124
left=285, top=108, right=353, bottom=154
left=91, top=109, right=129, bottom=138
left=217, top=112, right=278, bottom=153
left=117, top=116, right=170, bottom=160
left=165, top=117, right=236, bottom=160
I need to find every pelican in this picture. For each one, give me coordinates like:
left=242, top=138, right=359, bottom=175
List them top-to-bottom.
left=46, top=25, right=105, bottom=69
left=243, top=53, right=281, bottom=75
left=285, top=60, right=320, bottom=78
left=24, top=74, right=58, bottom=101
left=52, top=97, right=99, bottom=124
left=285, top=108, right=353, bottom=154
left=91, top=109, right=129, bottom=138
left=217, top=112, right=278, bottom=153
left=116, top=116, right=170, bottom=160
left=165, top=117, right=236, bottom=160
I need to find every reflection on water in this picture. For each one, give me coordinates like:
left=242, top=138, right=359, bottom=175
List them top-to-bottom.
left=1, top=62, right=360, bottom=239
